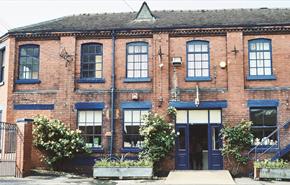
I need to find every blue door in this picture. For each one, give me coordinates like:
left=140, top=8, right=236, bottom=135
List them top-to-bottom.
left=175, top=124, right=189, bottom=170
left=208, top=124, right=223, bottom=170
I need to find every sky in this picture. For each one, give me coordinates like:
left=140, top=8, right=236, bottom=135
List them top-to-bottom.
left=1, top=0, right=290, bottom=35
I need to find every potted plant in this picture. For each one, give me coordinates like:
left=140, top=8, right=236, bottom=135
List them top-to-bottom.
left=93, top=157, right=153, bottom=179
left=254, top=159, right=290, bottom=180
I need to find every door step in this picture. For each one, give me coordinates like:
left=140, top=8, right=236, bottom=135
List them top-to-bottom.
left=165, top=170, right=235, bottom=184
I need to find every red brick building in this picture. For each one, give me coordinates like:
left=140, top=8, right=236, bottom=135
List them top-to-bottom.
left=0, top=2, right=290, bottom=172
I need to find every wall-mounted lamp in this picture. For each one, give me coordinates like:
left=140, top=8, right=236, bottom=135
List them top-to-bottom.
left=172, top=57, right=182, bottom=67
left=219, top=61, right=227, bottom=69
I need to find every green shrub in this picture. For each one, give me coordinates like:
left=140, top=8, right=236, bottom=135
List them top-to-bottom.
left=139, top=112, right=175, bottom=163
left=33, top=116, right=90, bottom=167
left=221, top=120, right=254, bottom=175
left=254, top=159, right=289, bottom=169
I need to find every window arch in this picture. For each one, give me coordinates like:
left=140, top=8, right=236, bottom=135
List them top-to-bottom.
left=248, top=39, right=273, bottom=78
left=186, top=40, right=210, bottom=80
left=126, top=42, right=148, bottom=79
left=81, top=43, right=103, bottom=79
left=18, top=44, right=40, bottom=80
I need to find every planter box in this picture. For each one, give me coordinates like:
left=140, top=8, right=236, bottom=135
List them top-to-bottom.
left=93, top=167, right=153, bottom=179
left=254, top=168, right=290, bottom=180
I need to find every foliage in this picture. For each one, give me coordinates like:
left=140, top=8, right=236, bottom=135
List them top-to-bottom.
left=167, top=106, right=177, bottom=118
left=139, top=112, right=176, bottom=163
left=33, top=116, right=90, bottom=167
left=221, top=120, right=254, bottom=175
left=94, top=158, right=153, bottom=168
left=254, top=159, right=290, bottom=169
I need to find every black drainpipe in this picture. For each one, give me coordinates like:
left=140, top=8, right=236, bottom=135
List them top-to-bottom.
left=110, top=30, right=116, bottom=158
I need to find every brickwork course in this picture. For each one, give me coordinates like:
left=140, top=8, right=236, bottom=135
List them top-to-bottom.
left=0, top=2, right=290, bottom=173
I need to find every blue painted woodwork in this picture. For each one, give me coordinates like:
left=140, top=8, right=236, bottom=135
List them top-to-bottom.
left=15, top=79, right=41, bottom=84
left=247, top=99, right=279, bottom=107
left=170, top=100, right=227, bottom=109
left=120, top=101, right=152, bottom=109
left=75, top=102, right=104, bottom=110
left=14, top=104, right=54, bottom=110
left=175, top=124, right=189, bottom=170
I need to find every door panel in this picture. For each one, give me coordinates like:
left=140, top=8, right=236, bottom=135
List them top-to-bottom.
left=175, top=124, right=189, bottom=170
left=208, top=124, right=223, bottom=170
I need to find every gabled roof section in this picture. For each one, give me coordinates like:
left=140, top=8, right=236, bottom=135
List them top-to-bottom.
left=134, top=2, right=155, bottom=21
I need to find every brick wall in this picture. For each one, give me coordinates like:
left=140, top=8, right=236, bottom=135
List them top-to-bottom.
left=1, top=30, right=290, bottom=173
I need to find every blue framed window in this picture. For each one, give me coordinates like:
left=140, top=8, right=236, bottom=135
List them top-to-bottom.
left=248, top=39, right=274, bottom=80
left=186, top=40, right=210, bottom=81
left=126, top=42, right=148, bottom=79
left=81, top=43, right=103, bottom=79
left=18, top=45, right=39, bottom=80
left=0, top=48, right=5, bottom=83
left=250, top=107, right=278, bottom=146
left=123, top=109, right=149, bottom=149
left=78, top=110, right=102, bottom=148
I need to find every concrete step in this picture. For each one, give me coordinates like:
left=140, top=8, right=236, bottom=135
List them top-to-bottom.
left=165, top=170, right=235, bottom=185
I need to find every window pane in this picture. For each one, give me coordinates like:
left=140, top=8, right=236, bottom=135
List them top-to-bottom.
left=263, top=42, right=270, bottom=50
left=194, top=44, right=201, bottom=52
left=201, top=44, right=208, bottom=52
left=188, top=45, right=194, bottom=52
left=128, top=46, right=134, bottom=53
left=134, top=46, right=141, bottom=53
left=141, top=46, right=147, bottom=53
left=249, top=52, right=256, bottom=60
left=264, top=52, right=270, bottom=59
left=141, top=54, right=147, bottom=62
left=188, top=54, right=194, bottom=61
left=195, top=54, right=202, bottom=61
left=202, top=54, right=208, bottom=61
left=95, top=55, right=102, bottom=63
left=128, top=55, right=134, bottom=62
left=250, top=60, right=256, bottom=67
left=264, top=60, right=271, bottom=67
left=188, top=62, right=194, bottom=68
left=195, top=62, right=201, bottom=68
left=250, top=68, right=256, bottom=75
left=257, top=68, right=264, bottom=75
left=264, top=68, right=271, bottom=75
left=195, top=69, right=202, bottom=77
left=202, top=69, right=209, bottom=77
left=127, top=70, right=134, bottom=78
left=134, top=70, right=141, bottom=78
left=141, top=70, right=148, bottom=78
left=188, top=70, right=194, bottom=77
left=95, top=71, right=102, bottom=78
left=250, top=109, right=264, bottom=126
left=264, top=109, right=277, bottom=126
left=124, top=110, right=132, bottom=124
left=132, top=110, right=141, bottom=124
left=176, top=110, right=187, bottom=124
left=189, top=110, right=208, bottom=124
left=210, top=110, right=221, bottom=124
left=86, top=111, right=94, bottom=124
left=94, top=111, right=102, bottom=124
left=126, top=125, right=140, bottom=134
left=87, top=126, right=93, bottom=134
left=177, top=129, right=186, bottom=149
left=124, top=134, right=143, bottom=148
left=93, top=135, right=102, bottom=147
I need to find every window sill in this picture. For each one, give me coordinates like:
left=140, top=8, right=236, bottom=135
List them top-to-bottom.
left=247, top=75, right=276, bottom=81
left=185, top=77, right=211, bottom=82
left=77, top=78, right=105, bottom=83
left=123, top=78, right=151, bottom=83
left=15, top=79, right=41, bottom=84
left=0, top=81, right=4, bottom=86
left=251, top=145, right=279, bottom=153
left=91, top=147, right=104, bottom=153
left=120, top=148, right=142, bottom=153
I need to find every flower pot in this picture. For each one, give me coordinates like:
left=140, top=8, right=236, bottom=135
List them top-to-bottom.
left=93, top=167, right=153, bottom=179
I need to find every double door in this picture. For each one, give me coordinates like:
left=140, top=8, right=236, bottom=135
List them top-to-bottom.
left=175, top=109, right=223, bottom=170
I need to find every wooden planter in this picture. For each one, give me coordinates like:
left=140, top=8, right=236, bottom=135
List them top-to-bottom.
left=93, top=167, right=153, bottom=179
left=254, top=167, right=290, bottom=180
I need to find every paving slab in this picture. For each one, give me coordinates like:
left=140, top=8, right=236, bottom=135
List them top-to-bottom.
left=165, top=170, right=235, bottom=185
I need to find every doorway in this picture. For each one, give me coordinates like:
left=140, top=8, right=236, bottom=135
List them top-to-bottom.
left=175, top=109, right=223, bottom=170
left=189, top=125, right=208, bottom=170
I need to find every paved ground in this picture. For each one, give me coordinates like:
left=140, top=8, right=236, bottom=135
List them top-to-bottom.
left=165, top=170, right=235, bottom=184
left=0, top=173, right=290, bottom=185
